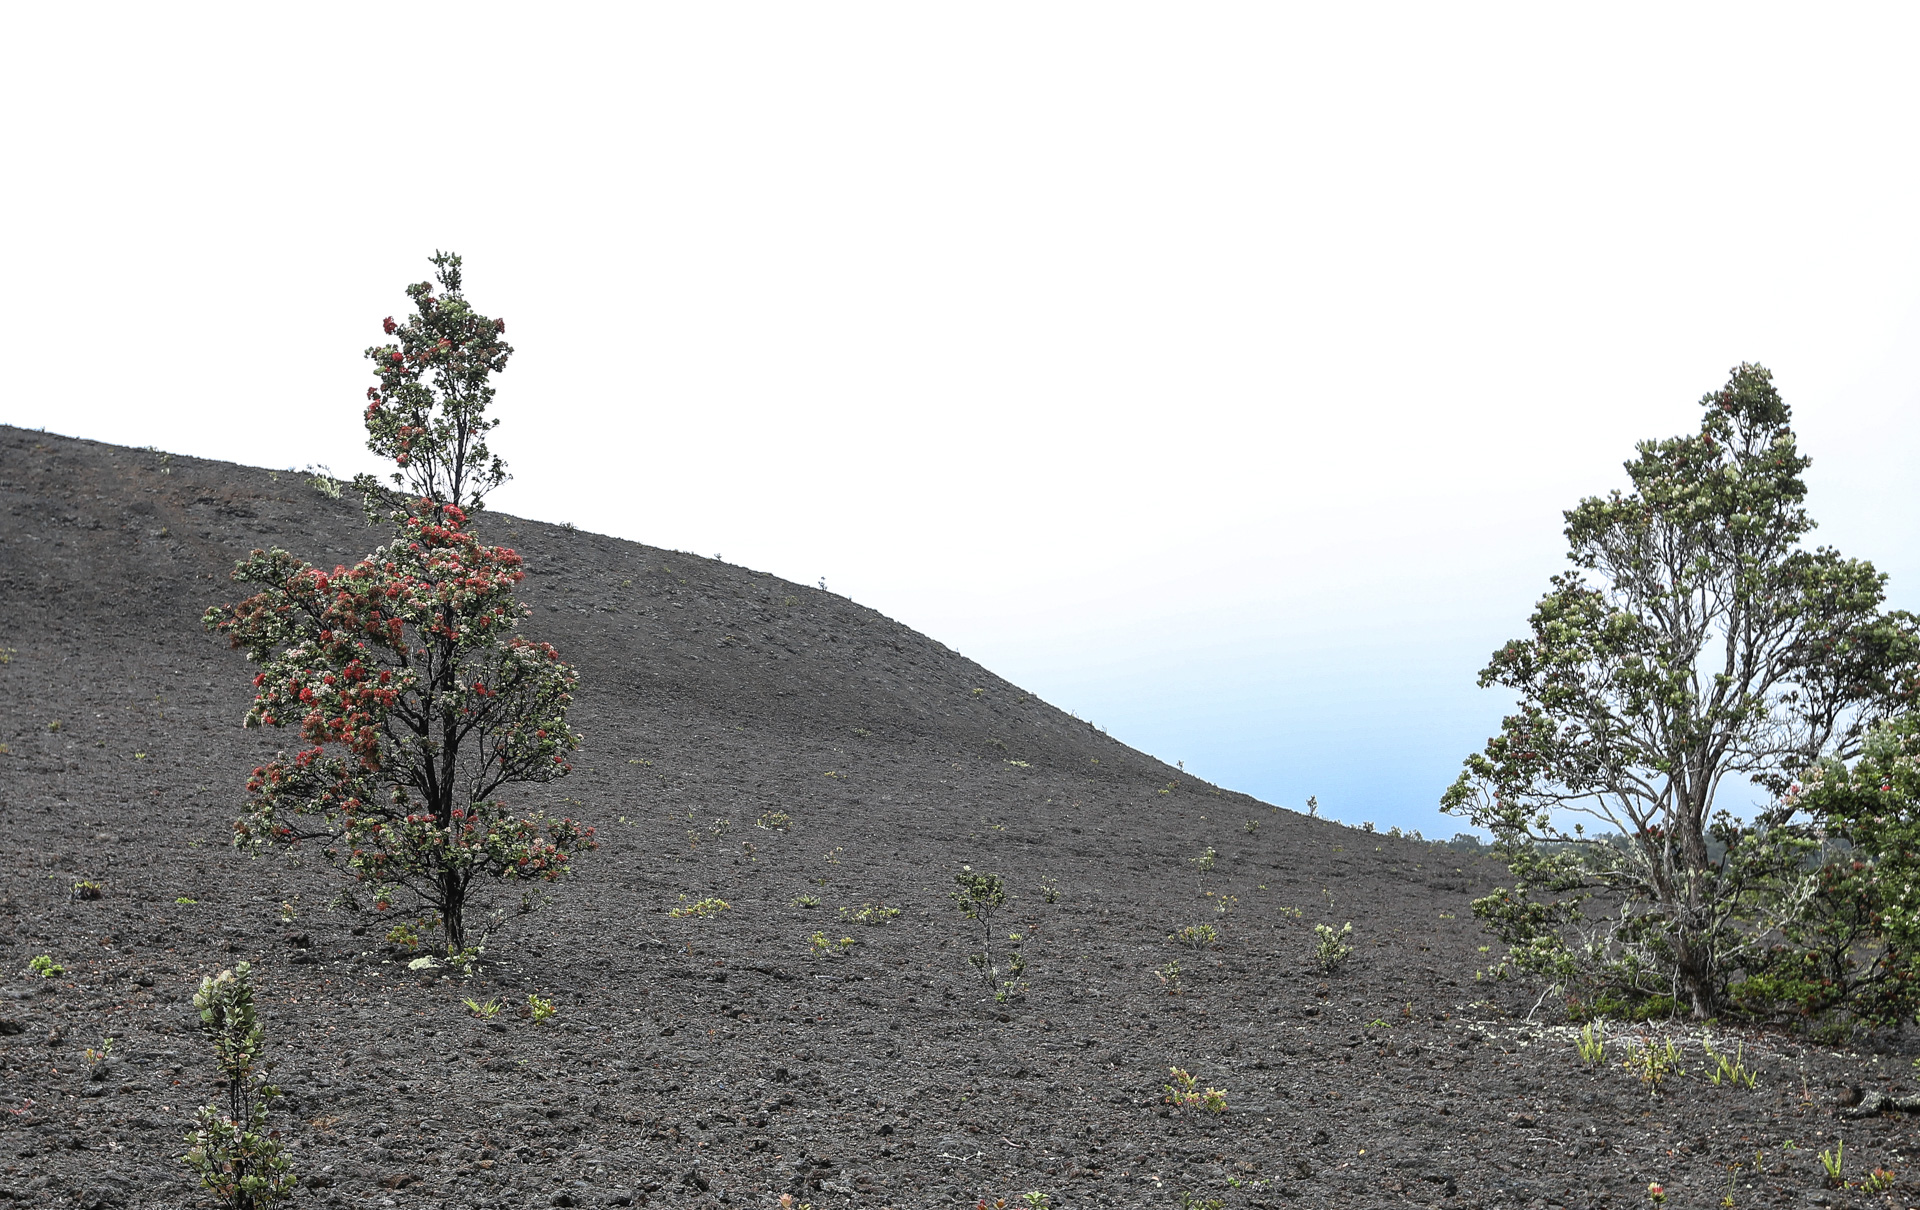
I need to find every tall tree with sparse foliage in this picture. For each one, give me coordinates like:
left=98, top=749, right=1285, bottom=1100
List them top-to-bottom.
left=205, top=253, right=594, bottom=957
left=1442, top=364, right=1917, bottom=1019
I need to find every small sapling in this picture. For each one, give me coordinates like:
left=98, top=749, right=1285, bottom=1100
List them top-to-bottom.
left=181, top=963, right=295, bottom=1209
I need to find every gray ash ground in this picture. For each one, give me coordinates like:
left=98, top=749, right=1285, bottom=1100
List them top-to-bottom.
left=4, top=425, right=1920, bottom=1210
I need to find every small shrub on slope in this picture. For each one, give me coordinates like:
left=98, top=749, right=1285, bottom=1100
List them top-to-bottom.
left=181, top=963, right=295, bottom=1210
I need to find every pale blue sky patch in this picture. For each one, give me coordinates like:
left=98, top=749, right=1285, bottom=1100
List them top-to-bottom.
left=2, top=5, right=1915, bottom=833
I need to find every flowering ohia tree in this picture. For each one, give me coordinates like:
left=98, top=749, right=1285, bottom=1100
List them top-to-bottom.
left=359, top=250, right=511, bottom=518
left=204, top=251, right=593, bottom=956
left=204, top=508, right=592, bottom=952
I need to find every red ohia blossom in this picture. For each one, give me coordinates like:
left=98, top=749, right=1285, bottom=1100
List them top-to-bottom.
left=206, top=496, right=589, bottom=955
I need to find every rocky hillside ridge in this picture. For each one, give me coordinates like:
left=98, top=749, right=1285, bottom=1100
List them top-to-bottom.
left=6, top=424, right=1896, bottom=1210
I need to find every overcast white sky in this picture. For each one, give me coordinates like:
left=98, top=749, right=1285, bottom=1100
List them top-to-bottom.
left=5, top=6, right=1917, bottom=833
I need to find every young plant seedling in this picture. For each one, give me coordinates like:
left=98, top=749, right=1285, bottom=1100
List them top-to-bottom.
left=952, top=867, right=1024, bottom=1002
left=839, top=902, right=900, bottom=926
left=1313, top=922, right=1353, bottom=973
left=1170, top=924, right=1220, bottom=949
left=807, top=931, right=857, bottom=957
left=26, top=954, right=63, bottom=978
left=526, top=994, right=557, bottom=1023
left=1575, top=1023, right=1606, bottom=1067
left=1624, top=1036, right=1683, bottom=1092
left=1703, top=1040, right=1757, bottom=1089
left=1163, top=1066, right=1229, bottom=1115
left=1819, top=1139, right=1844, bottom=1188
left=1856, top=1166, right=1895, bottom=1193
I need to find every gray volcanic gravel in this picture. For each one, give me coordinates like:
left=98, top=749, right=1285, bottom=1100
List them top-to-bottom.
left=5, top=425, right=1920, bottom=1209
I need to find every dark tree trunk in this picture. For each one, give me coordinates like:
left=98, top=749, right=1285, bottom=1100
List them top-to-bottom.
left=442, top=868, right=466, bottom=953
left=1676, top=937, right=1715, bottom=1018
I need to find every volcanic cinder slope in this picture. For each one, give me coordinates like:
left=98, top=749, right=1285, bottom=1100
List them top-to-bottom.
left=3, top=425, right=1917, bottom=1210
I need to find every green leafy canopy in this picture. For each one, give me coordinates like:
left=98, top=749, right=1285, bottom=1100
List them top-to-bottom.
left=1442, top=363, right=1919, bottom=1020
